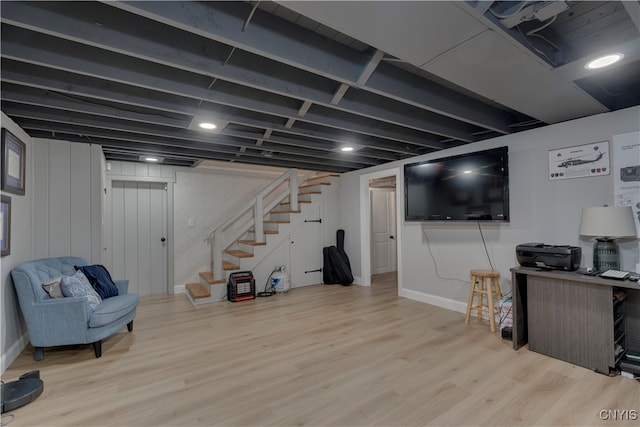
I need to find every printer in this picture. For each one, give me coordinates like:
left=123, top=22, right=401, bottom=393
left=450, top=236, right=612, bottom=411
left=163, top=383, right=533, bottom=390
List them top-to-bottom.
left=516, top=243, right=581, bottom=271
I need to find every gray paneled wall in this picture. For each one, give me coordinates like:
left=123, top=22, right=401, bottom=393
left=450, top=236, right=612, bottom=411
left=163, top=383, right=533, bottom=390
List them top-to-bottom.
left=32, top=139, right=103, bottom=262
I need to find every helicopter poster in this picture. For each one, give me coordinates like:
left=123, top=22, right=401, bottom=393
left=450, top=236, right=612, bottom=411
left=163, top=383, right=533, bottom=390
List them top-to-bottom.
left=548, top=141, right=610, bottom=180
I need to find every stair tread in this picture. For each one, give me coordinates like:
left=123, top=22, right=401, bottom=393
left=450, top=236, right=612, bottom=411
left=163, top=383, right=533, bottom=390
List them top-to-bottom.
left=299, top=182, right=330, bottom=188
left=299, top=190, right=321, bottom=195
left=279, top=200, right=311, bottom=205
left=270, top=210, right=301, bottom=214
left=264, top=220, right=290, bottom=224
left=249, top=229, right=279, bottom=234
left=238, top=239, right=267, bottom=246
left=225, top=249, right=253, bottom=258
left=223, top=260, right=240, bottom=270
left=199, top=271, right=226, bottom=285
left=186, top=283, right=211, bottom=299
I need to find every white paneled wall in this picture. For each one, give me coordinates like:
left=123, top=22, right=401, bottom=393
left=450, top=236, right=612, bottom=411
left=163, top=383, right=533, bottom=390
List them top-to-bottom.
left=1, top=113, right=34, bottom=373
left=32, top=139, right=103, bottom=262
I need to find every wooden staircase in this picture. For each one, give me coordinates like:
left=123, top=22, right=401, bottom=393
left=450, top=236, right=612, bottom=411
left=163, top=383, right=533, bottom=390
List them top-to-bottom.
left=185, top=171, right=339, bottom=305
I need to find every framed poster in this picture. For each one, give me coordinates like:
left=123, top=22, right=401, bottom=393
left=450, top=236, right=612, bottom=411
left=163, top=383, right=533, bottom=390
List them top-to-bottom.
left=1, top=128, right=26, bottom=195
left=548, top=141, right=609, bottom=180
left=1, top=195, right=11, bottom=257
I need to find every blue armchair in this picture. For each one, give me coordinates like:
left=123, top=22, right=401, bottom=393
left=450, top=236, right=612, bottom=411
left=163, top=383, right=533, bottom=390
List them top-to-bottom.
left=10, top=256, right=138, bottom=361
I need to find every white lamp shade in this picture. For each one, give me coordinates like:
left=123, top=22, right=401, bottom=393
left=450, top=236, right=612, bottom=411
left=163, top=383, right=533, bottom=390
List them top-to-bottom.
left=579, top=206, right=638, bottom=238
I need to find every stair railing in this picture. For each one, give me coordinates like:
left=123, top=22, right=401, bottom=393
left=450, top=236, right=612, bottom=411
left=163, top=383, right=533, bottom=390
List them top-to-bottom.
left=206, top=168, right=314, bottom=281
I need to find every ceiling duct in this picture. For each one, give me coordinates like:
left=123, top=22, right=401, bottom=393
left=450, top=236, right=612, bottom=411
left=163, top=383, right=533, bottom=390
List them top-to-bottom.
left=495, top=1, right=569, bottom=29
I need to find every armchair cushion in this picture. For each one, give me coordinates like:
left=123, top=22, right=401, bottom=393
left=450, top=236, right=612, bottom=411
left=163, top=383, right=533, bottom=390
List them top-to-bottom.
left=75, top=264, right=119, bottom=299
left=60, top=271, right=102, bottom=314
left=42, top=277, right=64, bottom=298
left=89, top=293, right=138, bottom=328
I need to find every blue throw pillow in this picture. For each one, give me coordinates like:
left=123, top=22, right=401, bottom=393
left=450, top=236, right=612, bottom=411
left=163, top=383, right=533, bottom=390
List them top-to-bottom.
left=75, top=265, right=119, bottom=299
left=60, top=271, right=102, bottom=315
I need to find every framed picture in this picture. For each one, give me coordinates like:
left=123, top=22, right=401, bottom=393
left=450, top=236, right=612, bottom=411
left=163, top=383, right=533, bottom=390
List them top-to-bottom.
left=1, top=128, right=26, bottom=195
left=548, top=140, right=610, bottom=181
left=1, top=195, right=11, bottom=257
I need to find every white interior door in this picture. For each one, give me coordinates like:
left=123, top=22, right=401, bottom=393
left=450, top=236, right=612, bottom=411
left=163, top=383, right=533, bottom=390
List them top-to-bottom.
left=110, top=181, right=167, bottom=296
left=371, top=188, right=397, bottom=275
left=289, top=208, right=322, bottom=288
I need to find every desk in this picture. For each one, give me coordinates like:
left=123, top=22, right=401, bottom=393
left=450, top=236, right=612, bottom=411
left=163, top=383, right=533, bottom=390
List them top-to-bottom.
left=511, top=267, right=640, bottom=374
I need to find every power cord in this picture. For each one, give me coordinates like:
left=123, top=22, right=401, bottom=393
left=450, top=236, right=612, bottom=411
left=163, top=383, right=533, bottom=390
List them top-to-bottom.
left=476, top=222, right=495, bottom=271
left=421, top=225, right=469, bottom=285
left=257, top=269, right=277, bottom=297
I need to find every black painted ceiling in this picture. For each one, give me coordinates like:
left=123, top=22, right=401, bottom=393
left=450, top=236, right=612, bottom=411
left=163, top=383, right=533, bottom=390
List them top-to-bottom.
left=1, top=1, right=637, bottom=172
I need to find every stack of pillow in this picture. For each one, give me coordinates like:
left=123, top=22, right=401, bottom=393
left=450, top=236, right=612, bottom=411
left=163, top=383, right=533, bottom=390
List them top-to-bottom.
left=41, top=265, right=120, bottom=315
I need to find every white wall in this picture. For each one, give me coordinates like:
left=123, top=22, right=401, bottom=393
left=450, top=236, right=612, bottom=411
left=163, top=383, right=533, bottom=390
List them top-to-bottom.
left=340, top=106, right=640, bottom=311
left=0, top=113, right=33, bottom=372
left=1, top=117, right=106, bottom=372
left=32, top=139, right=104, bottom=262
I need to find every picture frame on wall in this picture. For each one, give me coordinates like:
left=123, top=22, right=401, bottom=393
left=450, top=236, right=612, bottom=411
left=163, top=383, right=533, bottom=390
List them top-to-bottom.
left=1, top=128, right=26, bottom=195
left=548, top=140, right=610, bottom=181
left=1, top=195, right=11, bottom=257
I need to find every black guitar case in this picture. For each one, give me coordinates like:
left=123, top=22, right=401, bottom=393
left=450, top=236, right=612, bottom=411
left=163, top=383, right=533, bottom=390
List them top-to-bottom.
left=329, top=229, right=354, bottom=286
left=322, top=247, right=336, bottom=285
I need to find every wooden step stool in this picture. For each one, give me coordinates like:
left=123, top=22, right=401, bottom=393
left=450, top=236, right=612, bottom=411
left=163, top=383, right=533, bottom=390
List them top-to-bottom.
left=464, top=269, right=502, bottom=332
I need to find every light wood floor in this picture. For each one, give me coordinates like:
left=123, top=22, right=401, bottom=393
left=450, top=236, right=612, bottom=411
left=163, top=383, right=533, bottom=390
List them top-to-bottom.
left=3, top=272, right=639, bottom=426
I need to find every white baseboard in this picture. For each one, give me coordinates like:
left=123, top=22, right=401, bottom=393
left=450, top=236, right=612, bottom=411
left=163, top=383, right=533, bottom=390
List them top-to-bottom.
left=353, top=276, right=370, bottom=286
left=174, top=284, right=186, bottom=294
left=398, top=288, right=467, bottom=314
left=1, top=333, right=28, bottom=374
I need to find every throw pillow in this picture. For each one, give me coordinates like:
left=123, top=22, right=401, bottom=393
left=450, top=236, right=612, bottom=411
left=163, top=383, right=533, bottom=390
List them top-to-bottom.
left=75, top=265, right=119, bottom=299
left=60, top=271, right=102, bottom=314
left=42, top=277, right=64, bottom=298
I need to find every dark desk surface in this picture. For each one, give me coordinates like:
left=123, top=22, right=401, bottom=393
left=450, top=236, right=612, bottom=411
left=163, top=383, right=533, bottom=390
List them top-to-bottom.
left=510, top=267, right=640, bottom=291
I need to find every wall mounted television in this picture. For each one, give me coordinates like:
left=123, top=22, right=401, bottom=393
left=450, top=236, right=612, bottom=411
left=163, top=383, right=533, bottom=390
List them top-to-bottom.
left=404, top=147, right=509, bottom=222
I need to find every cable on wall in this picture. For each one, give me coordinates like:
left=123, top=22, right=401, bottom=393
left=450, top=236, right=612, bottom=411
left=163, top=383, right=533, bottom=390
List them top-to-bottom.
left=477, top=222, right=496, bottom=271
left=421, top=225, right=469, bottom=285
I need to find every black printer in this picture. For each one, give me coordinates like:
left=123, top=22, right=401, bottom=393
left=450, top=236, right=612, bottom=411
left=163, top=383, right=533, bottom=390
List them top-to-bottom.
left=516, top=243, right=581, bottom=271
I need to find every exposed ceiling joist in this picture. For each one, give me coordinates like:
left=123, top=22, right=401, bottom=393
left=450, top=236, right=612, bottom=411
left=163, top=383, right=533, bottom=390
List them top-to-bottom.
left=1, top=1, right=635, bottom=170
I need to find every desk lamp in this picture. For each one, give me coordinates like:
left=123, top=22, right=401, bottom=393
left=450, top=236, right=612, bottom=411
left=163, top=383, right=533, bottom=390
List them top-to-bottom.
left=579, top=206, right=638, bottom=271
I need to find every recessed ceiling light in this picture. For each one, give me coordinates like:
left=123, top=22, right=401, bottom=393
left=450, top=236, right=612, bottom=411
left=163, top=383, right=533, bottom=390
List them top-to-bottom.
left=585, top=53, right=624, bottom=70
left=199, top=122, right=217, bottom=130
left=341, top=146, right=354, bottom=152
left=139, top=155, right=164, bottom=163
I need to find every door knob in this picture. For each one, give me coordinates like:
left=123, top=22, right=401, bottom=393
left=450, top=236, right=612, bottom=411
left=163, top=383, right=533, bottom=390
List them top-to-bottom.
left=390, top=236, right=394, bottom=239
left=161, top=237, right=166, bottom=242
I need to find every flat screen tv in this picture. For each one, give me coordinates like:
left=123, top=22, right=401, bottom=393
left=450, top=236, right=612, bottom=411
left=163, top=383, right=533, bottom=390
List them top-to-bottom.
left=404, top=147, right=509, bottom=222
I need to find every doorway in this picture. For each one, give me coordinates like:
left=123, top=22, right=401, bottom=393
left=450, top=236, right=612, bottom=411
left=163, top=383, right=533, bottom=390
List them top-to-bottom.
left=359, top=168, right=401, bottom=289
left=108, top=181, right=168, bottom=296
left=370, top=186, right=397, bottom=275
left=289, top=207, right=323, bottom=288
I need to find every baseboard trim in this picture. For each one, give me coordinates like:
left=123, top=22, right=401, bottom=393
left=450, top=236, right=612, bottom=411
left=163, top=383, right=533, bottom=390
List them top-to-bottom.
left=174, top=284, right=186, bottom=294
left=398, top=288, right=467, bottom=314
left=1, top=332, right=28, bottom=374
